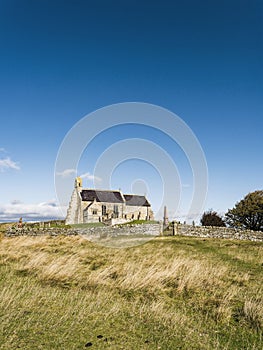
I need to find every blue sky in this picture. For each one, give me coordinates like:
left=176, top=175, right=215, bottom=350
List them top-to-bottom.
left=0, top=0, right=262, bottom=222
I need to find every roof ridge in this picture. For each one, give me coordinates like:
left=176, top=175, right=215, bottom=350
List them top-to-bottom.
left=82, top=188, right=121, bottom=193
left=124, top=193, right=147, bottom=197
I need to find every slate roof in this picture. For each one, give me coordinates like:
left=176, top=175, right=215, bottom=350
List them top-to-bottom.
left=80, top=189, right=151, bottom=207
left=81, top=190, right=124, bottom=203
left=124, top=194, right=151, bottom=207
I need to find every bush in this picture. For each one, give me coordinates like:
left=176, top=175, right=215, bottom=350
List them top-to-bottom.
left=225, top=190, right=263, bottom=231
left=201, top=210, right=225, bottom=227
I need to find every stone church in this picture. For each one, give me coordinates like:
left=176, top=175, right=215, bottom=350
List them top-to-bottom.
left=65, top=177, right=154, bottom=224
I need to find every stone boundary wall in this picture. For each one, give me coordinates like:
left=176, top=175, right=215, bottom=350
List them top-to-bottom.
left=4, top=223, right=263, bottom=242
left=5, top=223, right=162, bottom=238
left=76, top=223, right=162, bottom=239
left=168, top=224, right=263, bottom=242
left=4, top=227, right=79, bottom=237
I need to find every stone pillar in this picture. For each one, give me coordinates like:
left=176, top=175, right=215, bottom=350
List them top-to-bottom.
left=163, top=206, right=169, bottom=231
left=172, top=221, right=179, bottom=236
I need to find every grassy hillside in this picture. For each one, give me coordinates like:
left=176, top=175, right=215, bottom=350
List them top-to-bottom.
left=0, top=234, right=262, bottom=349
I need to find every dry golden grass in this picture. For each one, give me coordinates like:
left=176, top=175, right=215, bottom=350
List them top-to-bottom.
left=0, top=235, right=262, bottom=349
left=1, top=236, right=228, bottom=295
left=243, top=295, right=263, bottom=331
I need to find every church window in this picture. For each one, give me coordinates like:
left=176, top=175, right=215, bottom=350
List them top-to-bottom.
left=113, top=205, right=119, bottom=218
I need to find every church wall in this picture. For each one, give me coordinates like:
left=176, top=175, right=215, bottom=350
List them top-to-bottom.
left=65, top=188, right=82, bottom=224
left=82, top=201, right=125, bottom=223
left=119, top=205, right=149, bottom=220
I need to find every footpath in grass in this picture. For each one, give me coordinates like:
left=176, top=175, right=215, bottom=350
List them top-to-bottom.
left=0, top=235, right=262, bottom=349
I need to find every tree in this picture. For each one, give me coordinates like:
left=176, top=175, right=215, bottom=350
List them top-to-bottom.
left=225, top=190, right=263, bottom=231
left=200, top=210, right=225, bottom=227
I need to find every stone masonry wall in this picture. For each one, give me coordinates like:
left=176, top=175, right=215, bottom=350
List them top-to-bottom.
left=4, top=223, right=263, bottom=242
left=5, top=223, right=162, bottom=238
left=76, top=223, right=162, bottom=239
left=168, top=224, right=263, bottom=242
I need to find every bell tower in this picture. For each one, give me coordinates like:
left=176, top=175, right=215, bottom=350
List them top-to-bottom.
left=75, top=176, right=82, bottom=190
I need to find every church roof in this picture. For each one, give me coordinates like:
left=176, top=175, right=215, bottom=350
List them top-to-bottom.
left=80, top=189, right=151, bottom=207
left=81, top=190, right=124, bottom=203
left=124, top=194, right=151, bottom=207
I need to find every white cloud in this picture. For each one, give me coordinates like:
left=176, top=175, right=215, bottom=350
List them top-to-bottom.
left=0, top=157, right=20, bottom=171
left=56, top=168, right=76, bottom=177
left=56, top=169, right=102, bottom=182
left=80, top=172, right=102, bottom=182
left=182, top=184, right=191, bottom=188
left=11, top=199, right=23, bottom=205
left=0, top=200, right=67, bottom=222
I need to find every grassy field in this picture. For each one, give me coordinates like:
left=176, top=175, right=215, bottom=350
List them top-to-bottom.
left=0, top=234, right=262, bottom=349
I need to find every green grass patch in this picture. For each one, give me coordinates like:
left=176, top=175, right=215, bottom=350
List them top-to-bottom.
left=118, top=219, right=159, bottom=226
left=71, top=222, right=105, bottom=228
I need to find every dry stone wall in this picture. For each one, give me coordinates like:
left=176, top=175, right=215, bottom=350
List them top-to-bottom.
left=4, top=223, right=263, bottom=242
left=5, top=223, right=162, bottom=238
left=76, top=223, right=161, bottom=239
left=169, top=224, right=263, bottom=242
left=5, top=227, right=79, bottom=237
